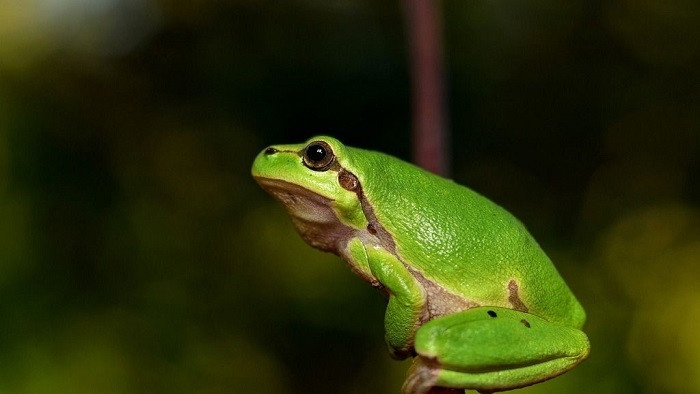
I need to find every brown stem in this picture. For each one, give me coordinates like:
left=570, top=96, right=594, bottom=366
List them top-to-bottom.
left=402, top=0, right=450, bottom=176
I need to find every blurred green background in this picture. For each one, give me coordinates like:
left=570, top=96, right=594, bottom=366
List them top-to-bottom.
left=1, top=1, right=699, bottom=393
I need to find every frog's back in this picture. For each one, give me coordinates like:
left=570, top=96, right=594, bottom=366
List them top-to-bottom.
left=348, top=147, right=585, bottom=328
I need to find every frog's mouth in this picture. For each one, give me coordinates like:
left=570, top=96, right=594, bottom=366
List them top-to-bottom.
left=253, top=177, right=353, bottom=252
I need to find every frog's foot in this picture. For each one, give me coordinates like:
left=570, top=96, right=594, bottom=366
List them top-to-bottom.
left=404, top=306, right=590, bottom=394
left=403, top=357, right=465, bottom=394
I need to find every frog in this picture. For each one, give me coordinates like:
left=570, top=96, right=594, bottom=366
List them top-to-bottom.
left=251, top=136, right=589, bottom=393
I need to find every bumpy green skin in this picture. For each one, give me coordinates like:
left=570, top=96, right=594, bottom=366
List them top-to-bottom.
left=251, top=136, right=590, bottom=393
left=343, top=143, right=585, bottom=328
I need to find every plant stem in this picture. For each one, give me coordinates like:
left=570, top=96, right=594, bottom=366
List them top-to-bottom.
left=402, top=0, right=450, bottom=177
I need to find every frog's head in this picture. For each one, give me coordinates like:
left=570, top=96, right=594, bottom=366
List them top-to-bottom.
left=251, top=136, right=368, bottom=252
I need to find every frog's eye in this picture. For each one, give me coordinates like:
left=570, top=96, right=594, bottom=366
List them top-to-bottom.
left=302, top=141, right=335, bottom=171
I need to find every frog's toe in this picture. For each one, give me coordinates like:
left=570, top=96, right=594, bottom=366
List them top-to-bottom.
left=403, top=357, right=465, bottom=394
left=403, top=357, right=438, bottom=394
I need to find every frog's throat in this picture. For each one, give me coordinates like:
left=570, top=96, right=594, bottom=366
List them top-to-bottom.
left=254, top=177, right=355, bottom=252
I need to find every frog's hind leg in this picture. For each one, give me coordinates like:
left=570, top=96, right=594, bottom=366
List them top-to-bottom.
left=403, top=306, right=589, bottom=394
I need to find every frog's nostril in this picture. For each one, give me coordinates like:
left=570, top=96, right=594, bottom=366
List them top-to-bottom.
left=264, top=147, right=278, bottom=155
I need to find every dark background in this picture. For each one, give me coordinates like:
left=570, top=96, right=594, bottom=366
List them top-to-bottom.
left=1, top=1, right=699, bottom=393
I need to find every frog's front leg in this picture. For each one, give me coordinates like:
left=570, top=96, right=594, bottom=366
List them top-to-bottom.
left=346, top=238, right=426, bottom=358
left=404, top=307, right=590, bottom=394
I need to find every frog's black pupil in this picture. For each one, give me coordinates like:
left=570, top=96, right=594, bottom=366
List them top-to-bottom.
left=307, top=145, right=326, bottom=162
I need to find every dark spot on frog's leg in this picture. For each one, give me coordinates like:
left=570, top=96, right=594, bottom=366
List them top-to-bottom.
left=367, top=223, right=377, bottom=234
left=507, top=279, right=529, bottom=312
left=487, top=310, right=497, bottom=318
left=520, top=319, right=531, bottom=328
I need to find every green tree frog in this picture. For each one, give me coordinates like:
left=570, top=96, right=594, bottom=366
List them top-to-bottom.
left=251, top=136, right=589, bottom=393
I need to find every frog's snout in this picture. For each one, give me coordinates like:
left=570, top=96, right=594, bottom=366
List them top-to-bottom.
left=264, top=146, right=278, bottom=155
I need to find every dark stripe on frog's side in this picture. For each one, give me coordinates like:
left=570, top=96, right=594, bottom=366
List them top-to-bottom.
left=337, top=168, right=479, bottom=321
left=337, top=169, right=398, bottom=255
left=507, top=279, right=529, bottom=312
